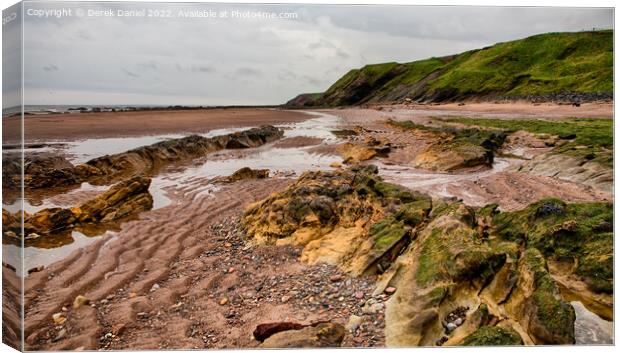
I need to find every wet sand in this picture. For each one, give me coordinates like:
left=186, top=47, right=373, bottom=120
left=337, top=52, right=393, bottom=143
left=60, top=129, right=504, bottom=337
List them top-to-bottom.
left=2, top=108, right=310, bottom=143
left=23, top=179, right=384, bottom=350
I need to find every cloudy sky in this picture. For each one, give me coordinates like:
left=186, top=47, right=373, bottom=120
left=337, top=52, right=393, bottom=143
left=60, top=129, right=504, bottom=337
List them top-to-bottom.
left=3, top=2, right=613, bottom=107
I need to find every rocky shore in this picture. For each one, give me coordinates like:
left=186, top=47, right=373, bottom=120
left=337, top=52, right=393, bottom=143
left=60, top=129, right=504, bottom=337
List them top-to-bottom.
left=2, top=107, right=613, bottom=350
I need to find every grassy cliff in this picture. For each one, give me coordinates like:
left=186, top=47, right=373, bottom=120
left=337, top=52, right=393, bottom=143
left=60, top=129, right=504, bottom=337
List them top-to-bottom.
left=286, top=30, right=612, bottom=106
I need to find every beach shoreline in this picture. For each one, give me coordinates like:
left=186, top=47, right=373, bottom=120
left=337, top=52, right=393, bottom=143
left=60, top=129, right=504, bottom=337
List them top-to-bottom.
left=2, top=102, right=612, bottom=144
left=2, top=108, right=311, bottom=143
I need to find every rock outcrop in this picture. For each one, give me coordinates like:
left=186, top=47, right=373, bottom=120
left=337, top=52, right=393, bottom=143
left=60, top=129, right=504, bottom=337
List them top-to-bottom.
left=387, top=120, right=506, bottom=172
left=9, top=126, right=284, bottom=189
left=336, top=132, right=391, bottom=164
left=2, top=152, right=77, bottom=188
left=517, top=153, right=613, bottom=194
left=242, top=165, right=431, bottom=276
left=242, top=166, right=612, bottom=346
left=211, top=167, right=270, bottom=184
left=3, top=176, right=153, bottom=242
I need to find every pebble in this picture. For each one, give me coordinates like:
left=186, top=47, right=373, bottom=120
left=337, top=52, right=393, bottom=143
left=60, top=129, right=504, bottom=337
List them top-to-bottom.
left=228, top=267, right=236, bottom=273
left=329, top=274, right=344, bottom=282
left=150, top=283, right=160, bottom=292
left=384, top=287, right=397, bottom=295
left=354, top=292, right=365, bottom=300
left=73, top=295, right=90, bottom=309
left=281, top=295, right=291, bottom=303
left=219, top=298, right=229, bottom=305
left=362, top=302, right=384, bottom=315
left=52, top=313, right=66, bottom=325
left=346, top=315, right=363, bottom=332
left=454, top=318, right=463, bottom=326
left=446, top=322, right=457, bottom=333
left=111, top=323, right=126, bottom=336
left=53, top=328, right=67, bottom=342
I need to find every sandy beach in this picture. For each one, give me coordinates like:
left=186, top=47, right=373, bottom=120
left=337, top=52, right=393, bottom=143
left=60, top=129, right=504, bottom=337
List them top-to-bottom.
left=2, top=104, right=614, bottom=350
left=2, top=108, right=310, bottom=143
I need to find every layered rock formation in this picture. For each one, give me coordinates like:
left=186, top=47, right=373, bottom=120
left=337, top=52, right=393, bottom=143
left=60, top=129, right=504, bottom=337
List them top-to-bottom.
left=3, top=125, right=284, bottom=189
left=518, top=153, right=613, bottom=194
left=241, top=165, right=612, bottom=346
left=3, top=176, right=153, bottom=243
left=258, top=322, right=345, bottom=348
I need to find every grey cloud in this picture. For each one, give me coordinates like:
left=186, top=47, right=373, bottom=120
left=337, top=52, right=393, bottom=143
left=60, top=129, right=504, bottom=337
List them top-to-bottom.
left=76, top=30, right=92, bottom=40
left=308, top=39, right=336, bottom=50
left=336, top=49, right=350, bottom=59
left=136, top=61, right=158, bottom=72
left=43, top=64, right=59, bottom=72
left=191, top=65, right=214, bottom=73
left=236, top=67, right=262, bottom=76
left=121, top=68, right=140, bottom=78
left=278, top=69, right=298, bottom=81
left=302, top=75, right=322, bottom=86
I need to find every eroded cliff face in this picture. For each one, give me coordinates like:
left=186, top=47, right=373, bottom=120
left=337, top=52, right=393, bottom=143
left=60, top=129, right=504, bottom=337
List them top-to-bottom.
left=241, top=165, right=612, bottom=346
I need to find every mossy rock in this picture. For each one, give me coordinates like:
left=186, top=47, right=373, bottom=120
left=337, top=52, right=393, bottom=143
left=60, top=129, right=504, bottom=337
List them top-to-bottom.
left=445, top=117, right=612, bottom=168
left=242, top=165, right=434, bottom=276
left=372, top=181, right=429, bottom=204
left=494, top=198, right=613, bottom=293
left=394, top=199, right=431, bottom=227
left=415, top=203, right=505, bottom=287
left=370, top=217, right=408, bottom=253
left=450, top=248, right=506, bottom=283
left=523, top=248, right=576, bottom=344
left=460, top=326, right=523, bottom=346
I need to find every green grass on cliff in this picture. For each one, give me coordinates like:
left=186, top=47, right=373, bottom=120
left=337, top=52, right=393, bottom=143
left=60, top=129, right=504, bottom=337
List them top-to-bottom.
left=300, top=30, right=612, bottom=106
left=428, top=31, right=612, bottom=96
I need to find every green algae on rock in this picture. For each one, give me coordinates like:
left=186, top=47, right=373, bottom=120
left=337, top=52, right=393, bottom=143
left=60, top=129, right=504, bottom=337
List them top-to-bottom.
left=493, top=198, right=613, bottom=293
left=460, top=326, right=523, bottom=346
